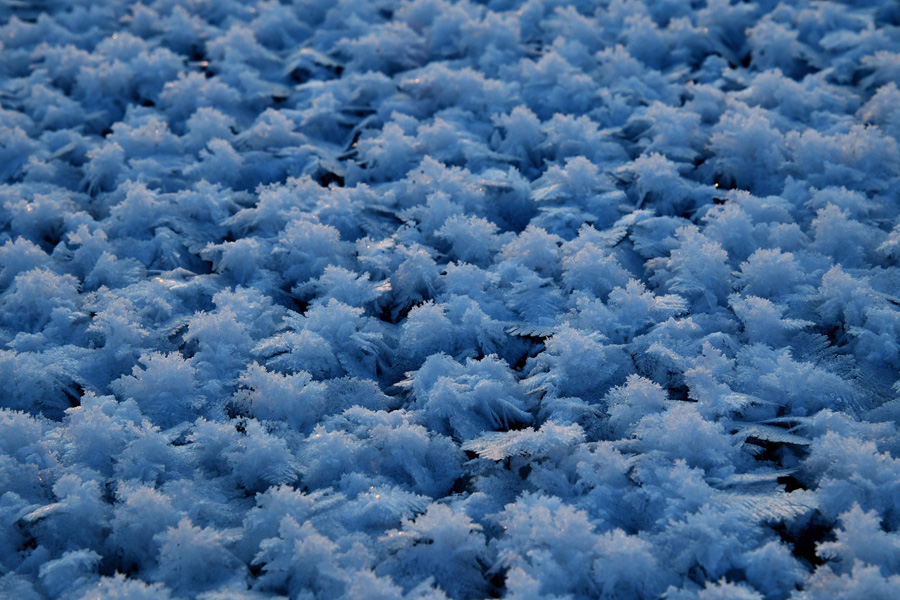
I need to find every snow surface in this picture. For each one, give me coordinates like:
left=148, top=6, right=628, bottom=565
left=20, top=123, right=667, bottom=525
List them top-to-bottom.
left=2, top=0, right=900, bottom=598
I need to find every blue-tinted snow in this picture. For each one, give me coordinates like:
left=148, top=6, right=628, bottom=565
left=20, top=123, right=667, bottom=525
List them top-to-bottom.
left=2, top=1, right=900, bottom=598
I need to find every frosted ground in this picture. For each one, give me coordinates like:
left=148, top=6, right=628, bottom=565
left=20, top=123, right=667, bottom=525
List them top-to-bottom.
left=2, top=0, right=900, bottom=598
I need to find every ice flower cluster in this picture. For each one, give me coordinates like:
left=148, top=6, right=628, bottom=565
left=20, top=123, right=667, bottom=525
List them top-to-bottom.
left=3, top=0, right=900, bottom=598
